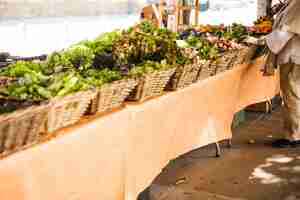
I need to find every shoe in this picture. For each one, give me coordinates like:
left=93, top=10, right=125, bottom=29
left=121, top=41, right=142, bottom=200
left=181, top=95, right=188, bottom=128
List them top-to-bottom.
left=272, top=139, right=292, bottom=148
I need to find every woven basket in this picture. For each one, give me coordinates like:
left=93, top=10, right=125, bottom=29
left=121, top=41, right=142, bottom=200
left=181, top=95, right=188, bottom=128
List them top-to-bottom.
left=230, top=45, right=257, bottom=69
left=215, top=50, right=237, bottom=74
left=196, top=60, right=216, bottom=81
left=166, top=63, right=201, bottom=91
left=127, top=68, right=176, bottom=102
left=0, top=76, right=16, bottom=86
left=88, top=79, right=137, bottom=114
left=47, top=90, right=96, bottom=133
left=0, top=104, right=49, bottom=155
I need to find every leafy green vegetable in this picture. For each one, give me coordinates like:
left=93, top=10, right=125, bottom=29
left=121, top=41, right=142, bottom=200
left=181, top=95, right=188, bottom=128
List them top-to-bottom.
left=113, top=21, right=178, bottom=67
left=225, top=23, right=248, bottom=42
left=79, top=31, right=122, bottom=55
left=45, top=45, right=95, bottom=74
left=62, top=45, right=95, bottom=71
left=44, top=52, right=72, bottom=74
left=129, top=60, right=171, bottom=77
left=0, top=61, right=46, bottom=78
left=82, top=68, right=122, bottom=87
left=48, top=71, right=91, bottom=97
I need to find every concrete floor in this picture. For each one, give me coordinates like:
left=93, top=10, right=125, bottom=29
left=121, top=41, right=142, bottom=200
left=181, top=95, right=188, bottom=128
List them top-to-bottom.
left=139, top=107, right=300, bottom=200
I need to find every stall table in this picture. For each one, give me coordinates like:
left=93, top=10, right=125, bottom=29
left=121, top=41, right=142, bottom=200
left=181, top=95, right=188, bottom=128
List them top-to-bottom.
left=0, top=58, right=279, bottom=200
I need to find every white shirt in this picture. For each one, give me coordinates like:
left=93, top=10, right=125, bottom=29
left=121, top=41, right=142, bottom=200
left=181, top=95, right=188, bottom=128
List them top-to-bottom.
left=267, top=31, right=300, bottom=65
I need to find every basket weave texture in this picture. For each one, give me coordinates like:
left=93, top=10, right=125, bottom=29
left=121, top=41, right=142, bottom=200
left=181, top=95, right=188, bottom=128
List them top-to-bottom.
left=230, top=45, right=257, bottom=68
left=215, top=50, right=237, bottom=74
left=197, top=60, right=216, bottom=81
left=166, top=63, right=201, bottom=91
left=128, top=68, right=176, bottom=102
left=0, top=76, right=16, bottom=86
left=89, top=79, right=137, bottom=114
left=47, top=90, right=96, bottom=133
left=0, top=104, right=49, bottom=154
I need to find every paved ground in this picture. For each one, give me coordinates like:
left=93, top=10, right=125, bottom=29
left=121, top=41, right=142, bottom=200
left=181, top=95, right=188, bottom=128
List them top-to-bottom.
left=139, top=107, right=300, bottom=200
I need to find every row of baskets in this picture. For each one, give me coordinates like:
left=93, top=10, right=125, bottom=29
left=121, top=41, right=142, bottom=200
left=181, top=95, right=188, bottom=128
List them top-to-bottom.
left=0, top=45, right=256, bottom=157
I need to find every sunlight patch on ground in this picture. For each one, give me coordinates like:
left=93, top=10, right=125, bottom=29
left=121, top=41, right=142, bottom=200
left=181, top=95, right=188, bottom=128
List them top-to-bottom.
left=249, top=154, right=299, bottom=185
left=266, top=155, right=294, bottom=164
left=250, top=167, right=286, bottom=184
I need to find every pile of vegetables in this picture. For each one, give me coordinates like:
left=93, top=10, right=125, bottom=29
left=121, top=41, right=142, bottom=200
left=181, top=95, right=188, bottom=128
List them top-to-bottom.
left=248, top=16, right=273, bottom=35
left=0, top=19, right=273, bottom=114
left=178, top=19, right=273, bottom=60
left=0, top=21, right=187, bottom=112
left=112, top=21, right=181, bottom=68
left=177, top=35, right=218, bottom=60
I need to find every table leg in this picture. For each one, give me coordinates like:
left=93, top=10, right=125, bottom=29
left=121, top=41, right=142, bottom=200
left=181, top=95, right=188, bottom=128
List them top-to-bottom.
left=227, top=139, right=232, bottom=148
left=215, top=142, right=221, bottom=157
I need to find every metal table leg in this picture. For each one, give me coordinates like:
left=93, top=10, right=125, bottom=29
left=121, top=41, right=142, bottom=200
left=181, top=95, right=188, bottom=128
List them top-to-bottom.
left=227, top=139, right=232, bottom=148
left=215, top=142, right=221, bottom=157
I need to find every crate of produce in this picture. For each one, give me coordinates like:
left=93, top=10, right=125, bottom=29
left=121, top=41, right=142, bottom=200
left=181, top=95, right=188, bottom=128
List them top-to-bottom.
left=166, top=63, right=201, bottom=91
left=127, top=68, right=176, bottom=102
left=88, top=79, right=137, bottom=114
left=47, top=90, right=96, bottom=133
left=0, top=99, right=49, bottom=155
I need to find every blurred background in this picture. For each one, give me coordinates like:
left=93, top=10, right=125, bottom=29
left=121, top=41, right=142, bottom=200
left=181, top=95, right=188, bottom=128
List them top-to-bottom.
left=0, top=0, right=259, bottom=56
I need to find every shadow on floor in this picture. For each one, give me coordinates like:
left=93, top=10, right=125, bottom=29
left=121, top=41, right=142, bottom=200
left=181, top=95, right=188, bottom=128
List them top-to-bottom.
left=138, top=107, right=300, bottom=200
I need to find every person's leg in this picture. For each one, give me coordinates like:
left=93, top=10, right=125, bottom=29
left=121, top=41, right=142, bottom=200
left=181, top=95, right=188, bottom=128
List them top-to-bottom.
left=273, top=63, right=300, bottom=147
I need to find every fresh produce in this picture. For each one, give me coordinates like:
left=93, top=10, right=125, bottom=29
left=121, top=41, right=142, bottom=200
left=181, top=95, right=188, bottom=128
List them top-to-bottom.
left=249, top=16, right=273, bottom=35
left=0, top=19, right=269, bottom=115
left=112, top=21, right=178, bottom=68
left=226, top=23, right=248, bottom=42
left=79, top=31, right=122, bottom=69
left=45, top=44, right=95, bottom=74
left=0, top=60, right=46, bottom=77
left=129, top=60, right=172, bottom=77
left=82, top=68, right=122, bottom=87
left=47, top=71, right=91, bottom=97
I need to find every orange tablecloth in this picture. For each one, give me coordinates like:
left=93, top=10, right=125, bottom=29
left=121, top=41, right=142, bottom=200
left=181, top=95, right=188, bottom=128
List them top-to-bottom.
left=0, top=59, right=279, bottom=200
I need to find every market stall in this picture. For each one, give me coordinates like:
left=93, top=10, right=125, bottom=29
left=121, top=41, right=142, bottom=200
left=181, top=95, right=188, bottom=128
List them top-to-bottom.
left=0, top=5, right=278, bottom=200
left=0, top=58, right=279, bottom=200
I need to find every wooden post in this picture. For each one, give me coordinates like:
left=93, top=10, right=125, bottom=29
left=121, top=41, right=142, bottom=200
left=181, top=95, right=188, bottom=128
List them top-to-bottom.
left=158, top=0, right=165, bottom=27
left=195, top=0, right=199, bottom=25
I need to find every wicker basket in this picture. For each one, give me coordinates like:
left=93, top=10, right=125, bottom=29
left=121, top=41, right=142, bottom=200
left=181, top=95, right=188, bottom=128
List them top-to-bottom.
left=230, top=45, right=257, bottom=68
left=215, top=51, right=237, bottom=74
left=196, top=60, right=216, bottom=81
left=166, top=63, right=201, bottom=91
left=127, top=68, right=176, bottom=102
left=0, top=76, right=16, bottom=86
left=88, top=79, right=137, bottom=114
left=47, top=90, right=96, bottom=133
left=0, top=104, right=49, bottom=155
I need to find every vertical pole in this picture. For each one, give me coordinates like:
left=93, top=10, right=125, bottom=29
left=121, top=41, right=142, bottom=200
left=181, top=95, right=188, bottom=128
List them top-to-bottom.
left=158, top=0, right=165, bottom=28
left=195, top=0, right=199, bottom=25
left=175, top=1, right=180, bottom=32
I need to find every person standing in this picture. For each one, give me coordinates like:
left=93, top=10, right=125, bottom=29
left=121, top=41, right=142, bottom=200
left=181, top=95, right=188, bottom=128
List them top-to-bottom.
left=266, top=0, right=300, bottom=148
